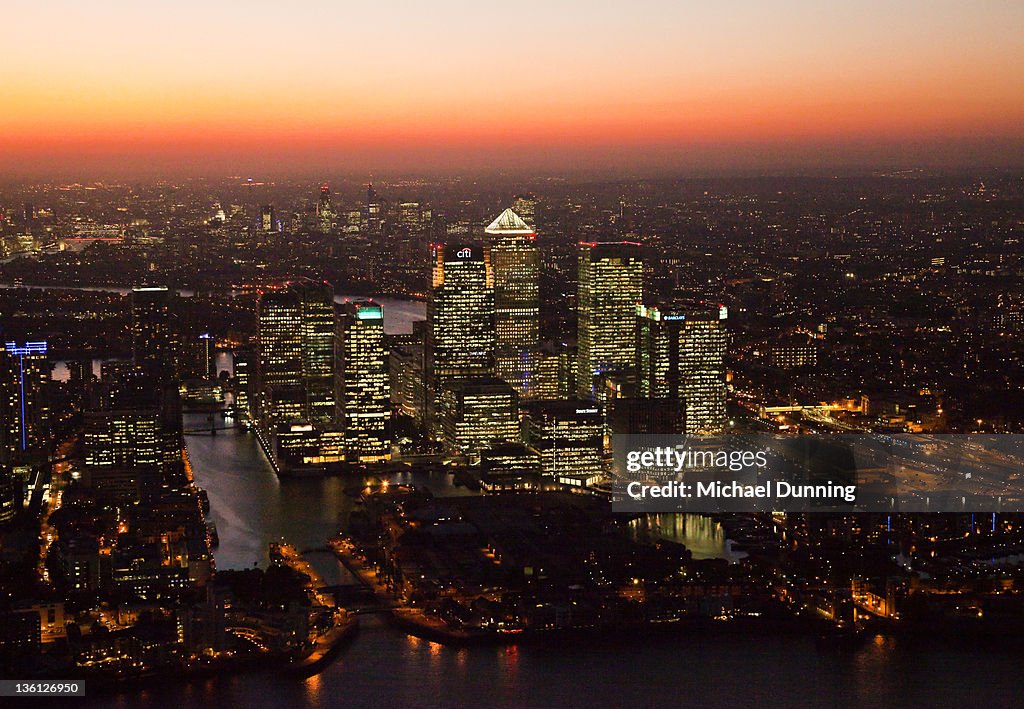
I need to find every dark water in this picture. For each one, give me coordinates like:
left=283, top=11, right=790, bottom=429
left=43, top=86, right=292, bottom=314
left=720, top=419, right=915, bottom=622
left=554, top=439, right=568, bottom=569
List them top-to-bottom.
left=183, top=415, right=469, bottom=579
left=629, top=513, right=744, bottom=562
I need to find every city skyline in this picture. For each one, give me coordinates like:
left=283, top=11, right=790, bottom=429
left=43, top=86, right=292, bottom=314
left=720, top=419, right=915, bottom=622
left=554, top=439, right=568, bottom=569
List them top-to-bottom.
left=3, top=1, right=1024, bottom=177
left=3, top=171, right=1024, bottom=703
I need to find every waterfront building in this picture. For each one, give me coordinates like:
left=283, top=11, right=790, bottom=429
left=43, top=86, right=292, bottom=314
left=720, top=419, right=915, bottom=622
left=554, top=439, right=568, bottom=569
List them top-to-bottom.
left=576, top=242, right=643, bottom=398
left=256, top=280, right=336, bottom=425
left=255, top=281, right=339, bottom=471
left=336, top=301, right=391, bottom=463
left=389, top=323, right=427, bottom=425
left=232, top=350, right=253, bottom=423
left=439, top=377, right=519, bottom=461
left=522, top=400, right=604, bottom=483
left=479, top=442, right=543, bottom=493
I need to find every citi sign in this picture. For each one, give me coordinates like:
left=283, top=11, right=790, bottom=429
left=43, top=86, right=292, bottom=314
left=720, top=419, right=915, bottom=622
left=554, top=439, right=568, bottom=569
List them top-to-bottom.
left=456, top=248, right=473, bottom=258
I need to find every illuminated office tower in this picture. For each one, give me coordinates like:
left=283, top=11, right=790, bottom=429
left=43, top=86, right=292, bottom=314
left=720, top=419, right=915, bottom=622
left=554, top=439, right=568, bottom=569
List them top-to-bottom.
left=363, top=183, right=382, bottom=235
left=316, top=184, right=334, bottom=232
left=512, top=194, right=537, bottom=229
left=398, top=202, right=422, bottom=230
left=260, top=205, right=277, bottom=233
left=486, top=208, right=539, bottom=397
left=576, top=242, right=644, bottom=398
left=425, top=244, right=495, bottom=430
left=256, top=280, right=336, bottom=425
left=255, top=281, right=339, bottom=472
left=131, top=286, right=179, bottom=381
left=301, top=286, right=337, bottom=426
left=256, top=288, right=303, bottom=423
left=336, top=301, right=391, bottom=463
left=636, top=303, right=728, bottom=434
left=389, top=322, right=427, bottom=424
left=0, top=340, right=50, bottom=464
left=533, top=343, right=578, bottom=400
left=232, top=350, right=253, bottom=423
left=439, top=377, right=519, bottom=461
left=82, top=381, right=182, bottom=501
left=522, top=401, right=604, bottom=485
left=84, top=405, right=161, bottom=501
left=478, top=442, right=543, bottom=493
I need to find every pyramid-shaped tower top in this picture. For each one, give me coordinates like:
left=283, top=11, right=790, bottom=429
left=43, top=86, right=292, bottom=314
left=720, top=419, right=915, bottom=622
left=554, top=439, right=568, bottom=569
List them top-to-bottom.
left=485, top=208, right=534, bottom=235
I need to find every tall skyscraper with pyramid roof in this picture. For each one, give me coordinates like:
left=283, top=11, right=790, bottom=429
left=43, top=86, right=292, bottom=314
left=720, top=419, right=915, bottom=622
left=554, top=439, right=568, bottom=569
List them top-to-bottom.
left=487, top=208, right=540, bottom=398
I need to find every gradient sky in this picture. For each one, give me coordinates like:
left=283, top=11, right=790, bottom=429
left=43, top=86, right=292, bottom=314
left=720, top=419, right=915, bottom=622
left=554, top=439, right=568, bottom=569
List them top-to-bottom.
left=3, top=1, right=1023, bottom=176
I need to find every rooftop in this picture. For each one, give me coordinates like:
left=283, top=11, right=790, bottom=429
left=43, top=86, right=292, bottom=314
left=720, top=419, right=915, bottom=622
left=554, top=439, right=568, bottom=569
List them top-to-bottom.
left=485, top=208, right=534, bottom=235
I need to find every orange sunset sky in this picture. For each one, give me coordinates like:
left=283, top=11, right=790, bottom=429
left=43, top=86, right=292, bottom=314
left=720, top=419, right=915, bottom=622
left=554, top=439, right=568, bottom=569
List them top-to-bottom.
left=3, top=1, right=1023, bottom=176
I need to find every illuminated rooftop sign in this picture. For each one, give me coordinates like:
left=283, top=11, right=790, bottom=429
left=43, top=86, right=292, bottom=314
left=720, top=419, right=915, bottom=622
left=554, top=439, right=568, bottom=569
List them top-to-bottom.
left=355, top=304, right=384, bottom=320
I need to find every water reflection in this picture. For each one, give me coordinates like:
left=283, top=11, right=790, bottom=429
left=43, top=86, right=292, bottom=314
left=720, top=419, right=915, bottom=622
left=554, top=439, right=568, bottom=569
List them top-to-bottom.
left=183, top=409, right=469, bottom=585
left=629, top=513, right=745, bottom=561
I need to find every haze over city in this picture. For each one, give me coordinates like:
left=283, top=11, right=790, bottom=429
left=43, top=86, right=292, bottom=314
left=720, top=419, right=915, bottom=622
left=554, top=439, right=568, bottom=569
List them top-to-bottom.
left=4, top=1, right=1024, bottom=177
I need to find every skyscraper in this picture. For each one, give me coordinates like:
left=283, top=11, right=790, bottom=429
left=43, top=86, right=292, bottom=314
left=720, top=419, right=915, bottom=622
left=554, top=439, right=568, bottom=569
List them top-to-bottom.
left=363, top=183, right=382, bottom=235
left=316, top=184, right=334, bottom=233
left=398, top=202, right=422, bottom=230
left=260, top=204, right=277, bottom=233
left=486, top=208, right=539, bottom=398
left=576, top=242, right=644, bottom=398
left=426, top=244, right=495, bottom=431
left=256, top=280, right=336, bottom=425
left=256, top=281, right=339, bottom=471
left=131, top=287, right=179, bottom=381
left=336, top=301, right=391, bottom=463
left=636, top=302, right=728, bottom=434
left=389, top=322, right=427, bottom=424
left=0, top=340, right=50, bottom=464
left=232, top=350, right=253, bottom=424
left=84, top=401, right=162, bottom=501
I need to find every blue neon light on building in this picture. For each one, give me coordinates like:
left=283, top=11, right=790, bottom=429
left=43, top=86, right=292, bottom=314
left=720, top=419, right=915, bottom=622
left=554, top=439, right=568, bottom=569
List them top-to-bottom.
left=5, top=341, right=48, bottom=451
